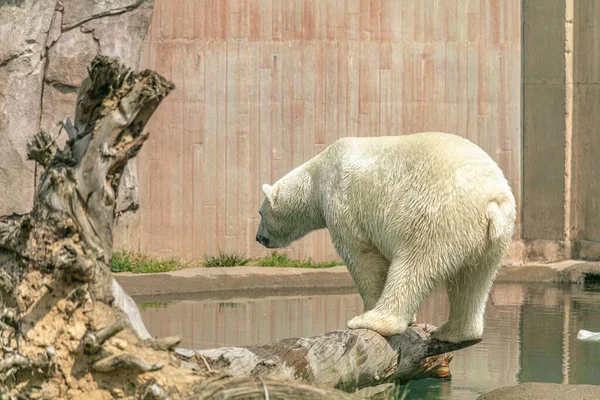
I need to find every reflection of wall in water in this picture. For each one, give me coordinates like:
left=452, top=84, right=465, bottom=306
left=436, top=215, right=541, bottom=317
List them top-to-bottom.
left=440, top=284, right=523, bottom=395
left=517, top=284, right=600, bottom=386
left=519, top=285, right=564, bottom=383
left=566, top=288, right=600, bottom=385
left=139, top=293, right=364, bottom=350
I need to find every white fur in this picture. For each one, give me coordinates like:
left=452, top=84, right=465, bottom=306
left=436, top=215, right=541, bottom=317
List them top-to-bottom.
left=256, top=132, right=516, bottom=343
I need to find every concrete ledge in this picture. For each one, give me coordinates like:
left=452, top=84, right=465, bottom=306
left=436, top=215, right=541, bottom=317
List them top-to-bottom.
left=505, top=239, right=600, bottom=264
left=576, top=239, right=600, bottom=261
left=523, top=240, right=570, bottom=263
left=496, top=260, right=578, bottom=283
left=497, top=260, right=600, bottom=284
left=114, top=262, right=600, bottom=298
left=115, top=266, right=357, bottom=300
left=477, top=382, right=600, bottom=400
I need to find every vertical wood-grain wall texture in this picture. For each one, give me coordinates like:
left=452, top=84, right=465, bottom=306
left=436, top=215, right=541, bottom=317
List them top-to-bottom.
left=125, top=0, right=522, bottom=261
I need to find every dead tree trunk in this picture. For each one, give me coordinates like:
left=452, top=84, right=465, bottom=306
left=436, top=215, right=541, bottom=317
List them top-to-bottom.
left=0, top=55, right=480, bottom=399
left=177, top=324, right=479, bottom=392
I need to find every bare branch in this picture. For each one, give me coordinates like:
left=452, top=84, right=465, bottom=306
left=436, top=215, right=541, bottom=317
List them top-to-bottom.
left=60, top=117, right=78, bottom=141
left=26, top=131, right=59, bottom=168
left=0, top=214, right=30, bottom=254
left=83, top=322, right=124, bottom=354
left=147, top=335, right=182, bottom=351
left=0, top=350, right=54, bottom=374
left=92, top=353, right=163, bottom=373
left=138, top=378, right=169, bottom=400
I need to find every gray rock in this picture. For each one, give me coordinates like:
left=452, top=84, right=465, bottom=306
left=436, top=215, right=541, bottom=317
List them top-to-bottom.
left=0, top=0, right=56, bottom=215
left=0, top=0, right=55, bottom=63
left=60, top=0, right=146, bottom=30
left=81, top=3, right=152, bottom=69
left=46, top=7, right=63, bottom=49
left=45, top=27, right=98, bottom=88
left=39, top=82, right=77, bottom=144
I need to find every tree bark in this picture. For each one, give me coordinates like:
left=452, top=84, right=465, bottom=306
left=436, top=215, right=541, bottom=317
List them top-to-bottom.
left=0, top=55, right=480, bottom=399
left=0, top=55, right=194, bottom=399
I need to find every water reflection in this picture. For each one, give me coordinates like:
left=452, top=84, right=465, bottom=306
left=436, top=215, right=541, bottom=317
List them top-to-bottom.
left=136, top=283, right=600, bottom=399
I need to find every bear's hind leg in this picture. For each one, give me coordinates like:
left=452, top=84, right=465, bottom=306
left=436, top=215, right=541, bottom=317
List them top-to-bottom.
left=342, top=247, right=390, bottom=312
left=347, top=254, right=436, bottom=336
left=432, top=254, right=502, bottom=344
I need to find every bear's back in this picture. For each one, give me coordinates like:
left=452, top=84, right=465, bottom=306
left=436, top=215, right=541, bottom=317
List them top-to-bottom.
left=317, top=132, right=514, bottom=259
left=324, top=132, right=502, bottom=185
left=331, top=132, right=489, bottom=163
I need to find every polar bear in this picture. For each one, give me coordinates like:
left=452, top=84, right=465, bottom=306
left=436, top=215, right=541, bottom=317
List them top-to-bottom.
left=255, top=132, right=516, bottom=343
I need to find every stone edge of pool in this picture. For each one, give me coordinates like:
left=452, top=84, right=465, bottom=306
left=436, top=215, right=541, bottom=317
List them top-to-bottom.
left=114, top=260, right=600, bottom=298
left=476, top=382, right=600, bottom=400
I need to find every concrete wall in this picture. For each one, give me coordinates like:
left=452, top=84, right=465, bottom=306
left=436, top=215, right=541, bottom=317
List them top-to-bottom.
left=119, top=0, right=523, bottom=261
left=521, top=0, right=570, bottom=261
left=522, top=0, right=600, bottom=262
left=571, top=0, right=600, bottom=259
left=522, top=1, right=566, bottom=242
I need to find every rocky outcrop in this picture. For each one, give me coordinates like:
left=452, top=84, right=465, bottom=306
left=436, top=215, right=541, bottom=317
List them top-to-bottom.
left=0, top=0, right=152, bottom=235
left=0, top=0, right=56, bottom=216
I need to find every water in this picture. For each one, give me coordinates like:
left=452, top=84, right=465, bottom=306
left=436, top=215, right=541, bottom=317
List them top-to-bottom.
left=135, top=282, right=600, bottom=399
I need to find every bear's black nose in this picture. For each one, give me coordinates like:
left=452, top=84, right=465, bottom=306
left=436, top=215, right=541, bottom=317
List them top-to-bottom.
left=256, top=234, right=269, bottom=247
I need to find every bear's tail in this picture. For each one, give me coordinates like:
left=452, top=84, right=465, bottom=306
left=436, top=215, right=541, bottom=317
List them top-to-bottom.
left=485, top=198, right=516, bottom=244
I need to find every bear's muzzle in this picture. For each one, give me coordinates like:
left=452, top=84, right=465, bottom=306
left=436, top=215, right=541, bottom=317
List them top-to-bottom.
left=256, top=233, right=270, bottom=247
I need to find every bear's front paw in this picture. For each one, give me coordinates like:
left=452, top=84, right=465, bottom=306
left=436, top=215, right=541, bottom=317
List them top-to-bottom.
left=347, top=310, right=408, bottom=337
left=431, top=324, right=483, bottom=344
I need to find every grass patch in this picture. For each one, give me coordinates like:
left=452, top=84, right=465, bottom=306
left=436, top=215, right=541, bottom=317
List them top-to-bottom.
left=111, top=250, right=344, bottom=274
left=111, top=251, right=185, bottom=274
left=203, top=251, right=250, bottom=268
left=254, top=252, right=344, bottom=269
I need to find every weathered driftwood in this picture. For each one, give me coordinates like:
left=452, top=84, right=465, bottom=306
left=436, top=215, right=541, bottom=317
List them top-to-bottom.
left=0, top=55, right=481, bottom=399
left=177, top=324, right=477, bottom=392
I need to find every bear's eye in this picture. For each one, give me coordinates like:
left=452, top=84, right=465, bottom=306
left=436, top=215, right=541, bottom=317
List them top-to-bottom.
left=258, top=210, right=263, bottom=217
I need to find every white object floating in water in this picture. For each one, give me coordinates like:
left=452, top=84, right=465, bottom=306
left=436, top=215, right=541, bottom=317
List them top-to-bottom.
left=577, top=330, right=600, bottom=342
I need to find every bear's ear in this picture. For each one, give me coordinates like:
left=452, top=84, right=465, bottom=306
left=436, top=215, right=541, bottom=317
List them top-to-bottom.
left=262, top=183, right=276, bottom=204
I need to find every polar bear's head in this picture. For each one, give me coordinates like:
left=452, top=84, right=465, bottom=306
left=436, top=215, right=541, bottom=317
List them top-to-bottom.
left=256, top=180, right=321, bottom=249
left=256, top=183, right=294, bottom=248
